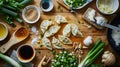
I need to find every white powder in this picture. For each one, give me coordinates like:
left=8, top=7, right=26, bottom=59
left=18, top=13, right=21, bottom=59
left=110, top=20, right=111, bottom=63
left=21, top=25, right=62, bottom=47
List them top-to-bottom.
left=95, top=16, right=107, bottom=25
left=111, top=25, right=120, bottom=46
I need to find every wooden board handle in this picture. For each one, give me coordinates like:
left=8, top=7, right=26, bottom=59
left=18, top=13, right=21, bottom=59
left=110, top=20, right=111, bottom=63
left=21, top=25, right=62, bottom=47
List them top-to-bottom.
left=56, top=0, right=70, bottom=10
left=0, top=37, right=16, bottom=53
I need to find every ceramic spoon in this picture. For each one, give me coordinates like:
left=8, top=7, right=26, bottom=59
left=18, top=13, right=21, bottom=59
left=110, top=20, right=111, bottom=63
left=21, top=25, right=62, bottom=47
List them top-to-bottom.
left=98, top=22, right=120, bottom=32
left=0, top=27, right=29, bottom=53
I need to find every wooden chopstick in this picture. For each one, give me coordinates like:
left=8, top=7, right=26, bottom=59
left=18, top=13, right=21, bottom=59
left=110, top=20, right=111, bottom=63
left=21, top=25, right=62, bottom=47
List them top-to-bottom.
left=56, top=0, right=70, bottom=10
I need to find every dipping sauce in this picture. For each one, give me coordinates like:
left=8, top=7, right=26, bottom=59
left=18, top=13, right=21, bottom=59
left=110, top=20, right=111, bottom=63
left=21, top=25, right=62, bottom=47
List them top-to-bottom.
left=40, top=0, right=54, bottom=12
left=42, top=2, right=49, bottom=9
left=25, top=8, right=38, bottom=21
left=0, top=23, right=8, bottom=41
left=15, top=27, right=29, bottom=38
left=18, top=45, right=34, bottom=60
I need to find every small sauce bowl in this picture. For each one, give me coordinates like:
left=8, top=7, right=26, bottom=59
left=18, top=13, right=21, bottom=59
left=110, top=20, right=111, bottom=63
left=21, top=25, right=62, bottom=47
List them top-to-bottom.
left=40, top=0, right=54, bottom=12
left=17, top=44, right=36, bottom=63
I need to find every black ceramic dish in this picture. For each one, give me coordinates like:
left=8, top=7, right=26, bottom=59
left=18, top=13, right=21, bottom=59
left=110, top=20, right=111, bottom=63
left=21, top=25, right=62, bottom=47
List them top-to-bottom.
left=107, top=14, right=120, bottom=54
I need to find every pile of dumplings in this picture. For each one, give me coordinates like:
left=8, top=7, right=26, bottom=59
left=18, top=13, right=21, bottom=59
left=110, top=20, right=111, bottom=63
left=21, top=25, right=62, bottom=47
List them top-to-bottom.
left=40, top=15, right=83, bottom=50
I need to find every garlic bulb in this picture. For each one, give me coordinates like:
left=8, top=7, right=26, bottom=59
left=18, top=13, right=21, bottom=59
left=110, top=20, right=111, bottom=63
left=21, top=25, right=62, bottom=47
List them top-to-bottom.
left=83, top=36, right=93, bottom=46
left=102, top=51, right=116, bottom=66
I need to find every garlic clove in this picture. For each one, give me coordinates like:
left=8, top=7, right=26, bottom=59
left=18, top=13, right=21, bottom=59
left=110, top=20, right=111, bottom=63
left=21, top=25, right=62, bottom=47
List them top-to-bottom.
left=83, top=36, right=93, bottom=46
left=104, top=51, right=109, bottom=54
left=102, top=54, right=109, bottom=58
left=102, top=59, right=106, bottom=62
left=42, top=61, right=47, bottom=66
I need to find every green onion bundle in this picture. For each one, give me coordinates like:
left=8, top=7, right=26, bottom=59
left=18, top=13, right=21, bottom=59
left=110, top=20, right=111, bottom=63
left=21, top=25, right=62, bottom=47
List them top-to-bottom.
left=0, top=0, right=32, bottom=27
left=78, top=38, right=105, bottom=67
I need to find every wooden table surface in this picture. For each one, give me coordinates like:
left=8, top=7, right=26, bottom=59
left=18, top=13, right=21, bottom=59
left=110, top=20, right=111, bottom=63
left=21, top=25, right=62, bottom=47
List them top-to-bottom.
left=0, top=0, right=120, bottom=67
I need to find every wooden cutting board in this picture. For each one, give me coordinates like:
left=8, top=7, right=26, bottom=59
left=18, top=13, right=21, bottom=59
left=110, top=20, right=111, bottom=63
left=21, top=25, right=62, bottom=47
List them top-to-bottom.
left=0, top=0, right=120, bottom=67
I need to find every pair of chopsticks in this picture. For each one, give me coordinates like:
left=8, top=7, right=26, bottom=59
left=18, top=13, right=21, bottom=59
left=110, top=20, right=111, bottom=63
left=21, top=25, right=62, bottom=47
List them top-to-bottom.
left=37, top=56, right=51, bottom=67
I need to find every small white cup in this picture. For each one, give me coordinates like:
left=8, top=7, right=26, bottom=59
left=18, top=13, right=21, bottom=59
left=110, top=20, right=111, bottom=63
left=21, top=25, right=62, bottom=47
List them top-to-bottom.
left=17, top=44, right=36, bottom=63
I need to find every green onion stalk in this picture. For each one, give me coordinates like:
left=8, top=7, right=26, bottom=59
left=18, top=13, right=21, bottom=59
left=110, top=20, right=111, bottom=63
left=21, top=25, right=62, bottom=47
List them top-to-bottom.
left=78, top=39, right=105, bottom=67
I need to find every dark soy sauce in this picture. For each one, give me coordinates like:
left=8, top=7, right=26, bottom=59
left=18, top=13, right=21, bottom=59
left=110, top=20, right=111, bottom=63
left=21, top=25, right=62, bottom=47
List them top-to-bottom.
left=42, top=2, right=49, bottom=9
left=18, top=45, right=34, bottom=60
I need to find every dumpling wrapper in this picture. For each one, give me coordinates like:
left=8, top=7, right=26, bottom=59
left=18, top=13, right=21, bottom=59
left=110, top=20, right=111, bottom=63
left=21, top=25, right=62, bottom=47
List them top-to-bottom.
left=87, top=9, right=96, bottom=22
left=55, top=15, right=67, bottom=24
left=95, top=16, right=107, bottom=25
left=40, top=20, right=53, bottom=33
left=63, top=24, right=71, bottom=37
left=71, top=24, right=83, bottom=37
left=44, top=25, right=61, bottom=37
left=58, top=35, right=72, bottom=45
left=42, top=37, right=52, bottom=50
left=52, top=37, right=64, bottom=49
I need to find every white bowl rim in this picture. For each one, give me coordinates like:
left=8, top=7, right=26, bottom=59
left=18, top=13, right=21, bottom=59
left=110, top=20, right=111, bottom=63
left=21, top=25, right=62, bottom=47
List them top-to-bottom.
left=40, top=0, right=54, bottom=12
left=63, top=0, right=93, bottom=9
left=96, top=0, right=119, bottom=14
left=22, top=5, right=40, bottom=24
left=0, top=23, right=8, bottom=41
left=17, top=44, right=36, bottom=63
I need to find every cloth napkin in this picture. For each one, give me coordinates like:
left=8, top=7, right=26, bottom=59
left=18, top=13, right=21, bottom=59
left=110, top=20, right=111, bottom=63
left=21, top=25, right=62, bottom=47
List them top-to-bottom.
left=4, top=50, right=34, bottom=67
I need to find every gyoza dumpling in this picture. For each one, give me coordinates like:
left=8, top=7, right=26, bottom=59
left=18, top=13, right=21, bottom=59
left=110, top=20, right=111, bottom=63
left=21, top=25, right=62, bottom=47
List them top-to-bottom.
left=55, top=15, right=67, bottom=24
left=40, top=20, right=53, bottom=33
left=63, top=24, right=71, bottom=37
left=71, top=24, right=83, bottom=37
left=44, top=25, right=61, bottom=37
left=58, top=35, right=72, bottom=45
left=42, top=37, right=52, bottom=50
left=52, top=37, right=64, bottom=49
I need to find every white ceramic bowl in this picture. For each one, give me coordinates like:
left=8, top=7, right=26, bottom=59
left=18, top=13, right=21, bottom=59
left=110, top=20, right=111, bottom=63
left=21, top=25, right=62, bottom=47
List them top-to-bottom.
left=40, top=0, right=54, bottom=12
left=96, top=0, right=119, bottom=15
left=22, top=5, right=40, bottom=24
left=0, top=23, right=8, bottom=41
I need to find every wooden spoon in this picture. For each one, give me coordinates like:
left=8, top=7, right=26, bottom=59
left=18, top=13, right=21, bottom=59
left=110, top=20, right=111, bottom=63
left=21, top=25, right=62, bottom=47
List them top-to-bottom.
left=0, top=27, right=29, bottom=53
